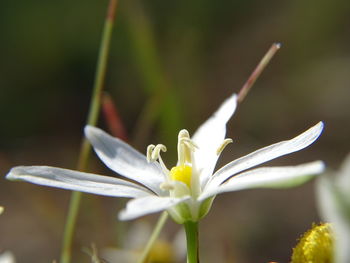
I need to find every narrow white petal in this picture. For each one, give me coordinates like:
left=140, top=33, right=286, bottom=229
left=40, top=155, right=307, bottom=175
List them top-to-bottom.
left=192, top=93, right=237, bottom=187
left=207, top=122, right=324, bottom=188
left=85, top=126, right=165, bottom=194
left=199, top=161, right=324, bottom=201
left=7, top=166, right=152, bottom=198
left=317, top=176, right=350, bottom=263
left=118, top=195, right=189, bottom=220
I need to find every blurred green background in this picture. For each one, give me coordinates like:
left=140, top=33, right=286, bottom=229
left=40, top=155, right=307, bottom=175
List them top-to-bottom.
left=1, top=0, right=350, bottom=262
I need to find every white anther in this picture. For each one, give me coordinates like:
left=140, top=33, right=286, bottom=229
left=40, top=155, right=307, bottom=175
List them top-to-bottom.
left=177, top=129, right=198, bottom=165
left=178, top=129, right=190, bottom=139
left=180, top=137, right=199, bottom=150
left=216, top=138, right=233, bottom=155
left=146, top=144, right=156, bottom=163
left=146, top=144, right=167, bottom=162
left=147, top=144, right=169, bottom=173
left=151, top=144, right=167, bottom=161
left=160, top=181, right=175, bottom=191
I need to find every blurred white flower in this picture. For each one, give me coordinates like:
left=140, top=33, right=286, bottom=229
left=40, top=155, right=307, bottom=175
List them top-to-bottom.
left=7, top=93, right=325, bottom=223
left=317, top=153, right=350, bottom=263
left=0, top=207, right=3, bottom=215
left=102, top=221, right=185, bottom=263
left=290, top=223, right=333, bottom=263
left=0, top=251, right=15, bottom=263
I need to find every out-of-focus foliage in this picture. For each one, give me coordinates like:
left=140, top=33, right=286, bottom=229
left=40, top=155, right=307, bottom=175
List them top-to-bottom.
left=1, top=0, right=349, bottom=262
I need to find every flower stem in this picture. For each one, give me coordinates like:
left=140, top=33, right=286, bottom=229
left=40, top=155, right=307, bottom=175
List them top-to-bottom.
left=60, top=1, right=118, bottom=263
left=137, top=211, right=169, bottom=263
left=184, top=221, right=199, bottom=263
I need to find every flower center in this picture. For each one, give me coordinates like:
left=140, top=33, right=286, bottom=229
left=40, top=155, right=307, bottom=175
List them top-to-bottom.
left=146, top=129, right=198, bottom=193
left=170, top=165, right=192, bottom=187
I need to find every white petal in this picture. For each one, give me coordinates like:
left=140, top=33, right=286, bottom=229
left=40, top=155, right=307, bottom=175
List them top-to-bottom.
left=192, top=93, right=237, bottom=187
left=207, top=122, right=324, bottom=188
left=85, top=126, right=165, bottom=194
left=199, top=161, right=324, bottom=201
left=7, top=166, right=152, bottom=198
left=317, top=175, right=350, bottom=263
left=118, top=195, right=189, bottom=220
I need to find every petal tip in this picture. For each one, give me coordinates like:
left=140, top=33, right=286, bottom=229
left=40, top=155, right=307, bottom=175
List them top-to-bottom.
left=229, top=93, right=238, bottom=105
left=304, top=121, right=325, bottom=144
left=312, top=121, right=325, bottom=142
left=315, top=121, right=325, bottom=135
left=318, top=121, right=325, bottom=130
left=84, top=125, right=96, bottom=137
left=84, top=126, right=107, bottom=144
left=304, top=160, right=326, bottom=177
left=315, top=160, right=326, bottom=173
left=5, top=166, right=22, bottom=181
left=5, top=172, right=14, bottom=181
left=118, top=210, right=132, bottom=221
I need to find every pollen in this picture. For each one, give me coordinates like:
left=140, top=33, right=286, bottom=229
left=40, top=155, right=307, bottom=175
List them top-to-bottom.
left=170, top=165, right=192, bottom=188
left=291, top=223, right=334, bottom=263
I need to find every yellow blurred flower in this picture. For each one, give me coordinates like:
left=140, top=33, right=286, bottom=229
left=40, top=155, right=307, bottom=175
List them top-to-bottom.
left=102, top=221, right=185, bottom=263
left=291, top=223, right=333, bottom=263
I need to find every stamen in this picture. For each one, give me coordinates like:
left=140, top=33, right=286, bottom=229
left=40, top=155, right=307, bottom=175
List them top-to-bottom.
left=177, top=129, right=197, bottom=165
left=178, top=129, right=190, bottom=139
left=180, top=138, right=198, bottom=151
left=216, top=138, right=233, bottom=155
left=146, top=144, right=155, bottom=163
left=147, top=144, right=169, bottom=173
left=147, top=144, right=167, bottom=162
left=151, top=144, right=167, bottom=161
left=160, top=181, right=175, bottom=191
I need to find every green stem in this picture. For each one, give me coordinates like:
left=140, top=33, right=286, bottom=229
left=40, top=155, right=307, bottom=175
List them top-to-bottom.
left=59, top=1, right=118, bottom=263
left=136, top=211, right=169, bottom=263
left=184, top=221, right=199, bottom=263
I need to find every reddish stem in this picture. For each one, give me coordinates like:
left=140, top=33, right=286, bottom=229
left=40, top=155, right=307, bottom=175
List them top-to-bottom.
left=237, top=43, right=281, bottom=103
left=102, top=93, right=128, bottom=141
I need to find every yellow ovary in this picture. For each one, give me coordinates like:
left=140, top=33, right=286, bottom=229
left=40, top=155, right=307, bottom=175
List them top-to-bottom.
left=170, top=165, right=192, bottom=188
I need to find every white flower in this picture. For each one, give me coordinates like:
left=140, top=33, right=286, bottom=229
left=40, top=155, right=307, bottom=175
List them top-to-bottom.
left=7, top=93, right=325, bottom=223
left=317, top=153, right=350, bottom=263
left=102, top=221, right=186, bottom=263
left=0, top=251, right=16, bottom=263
